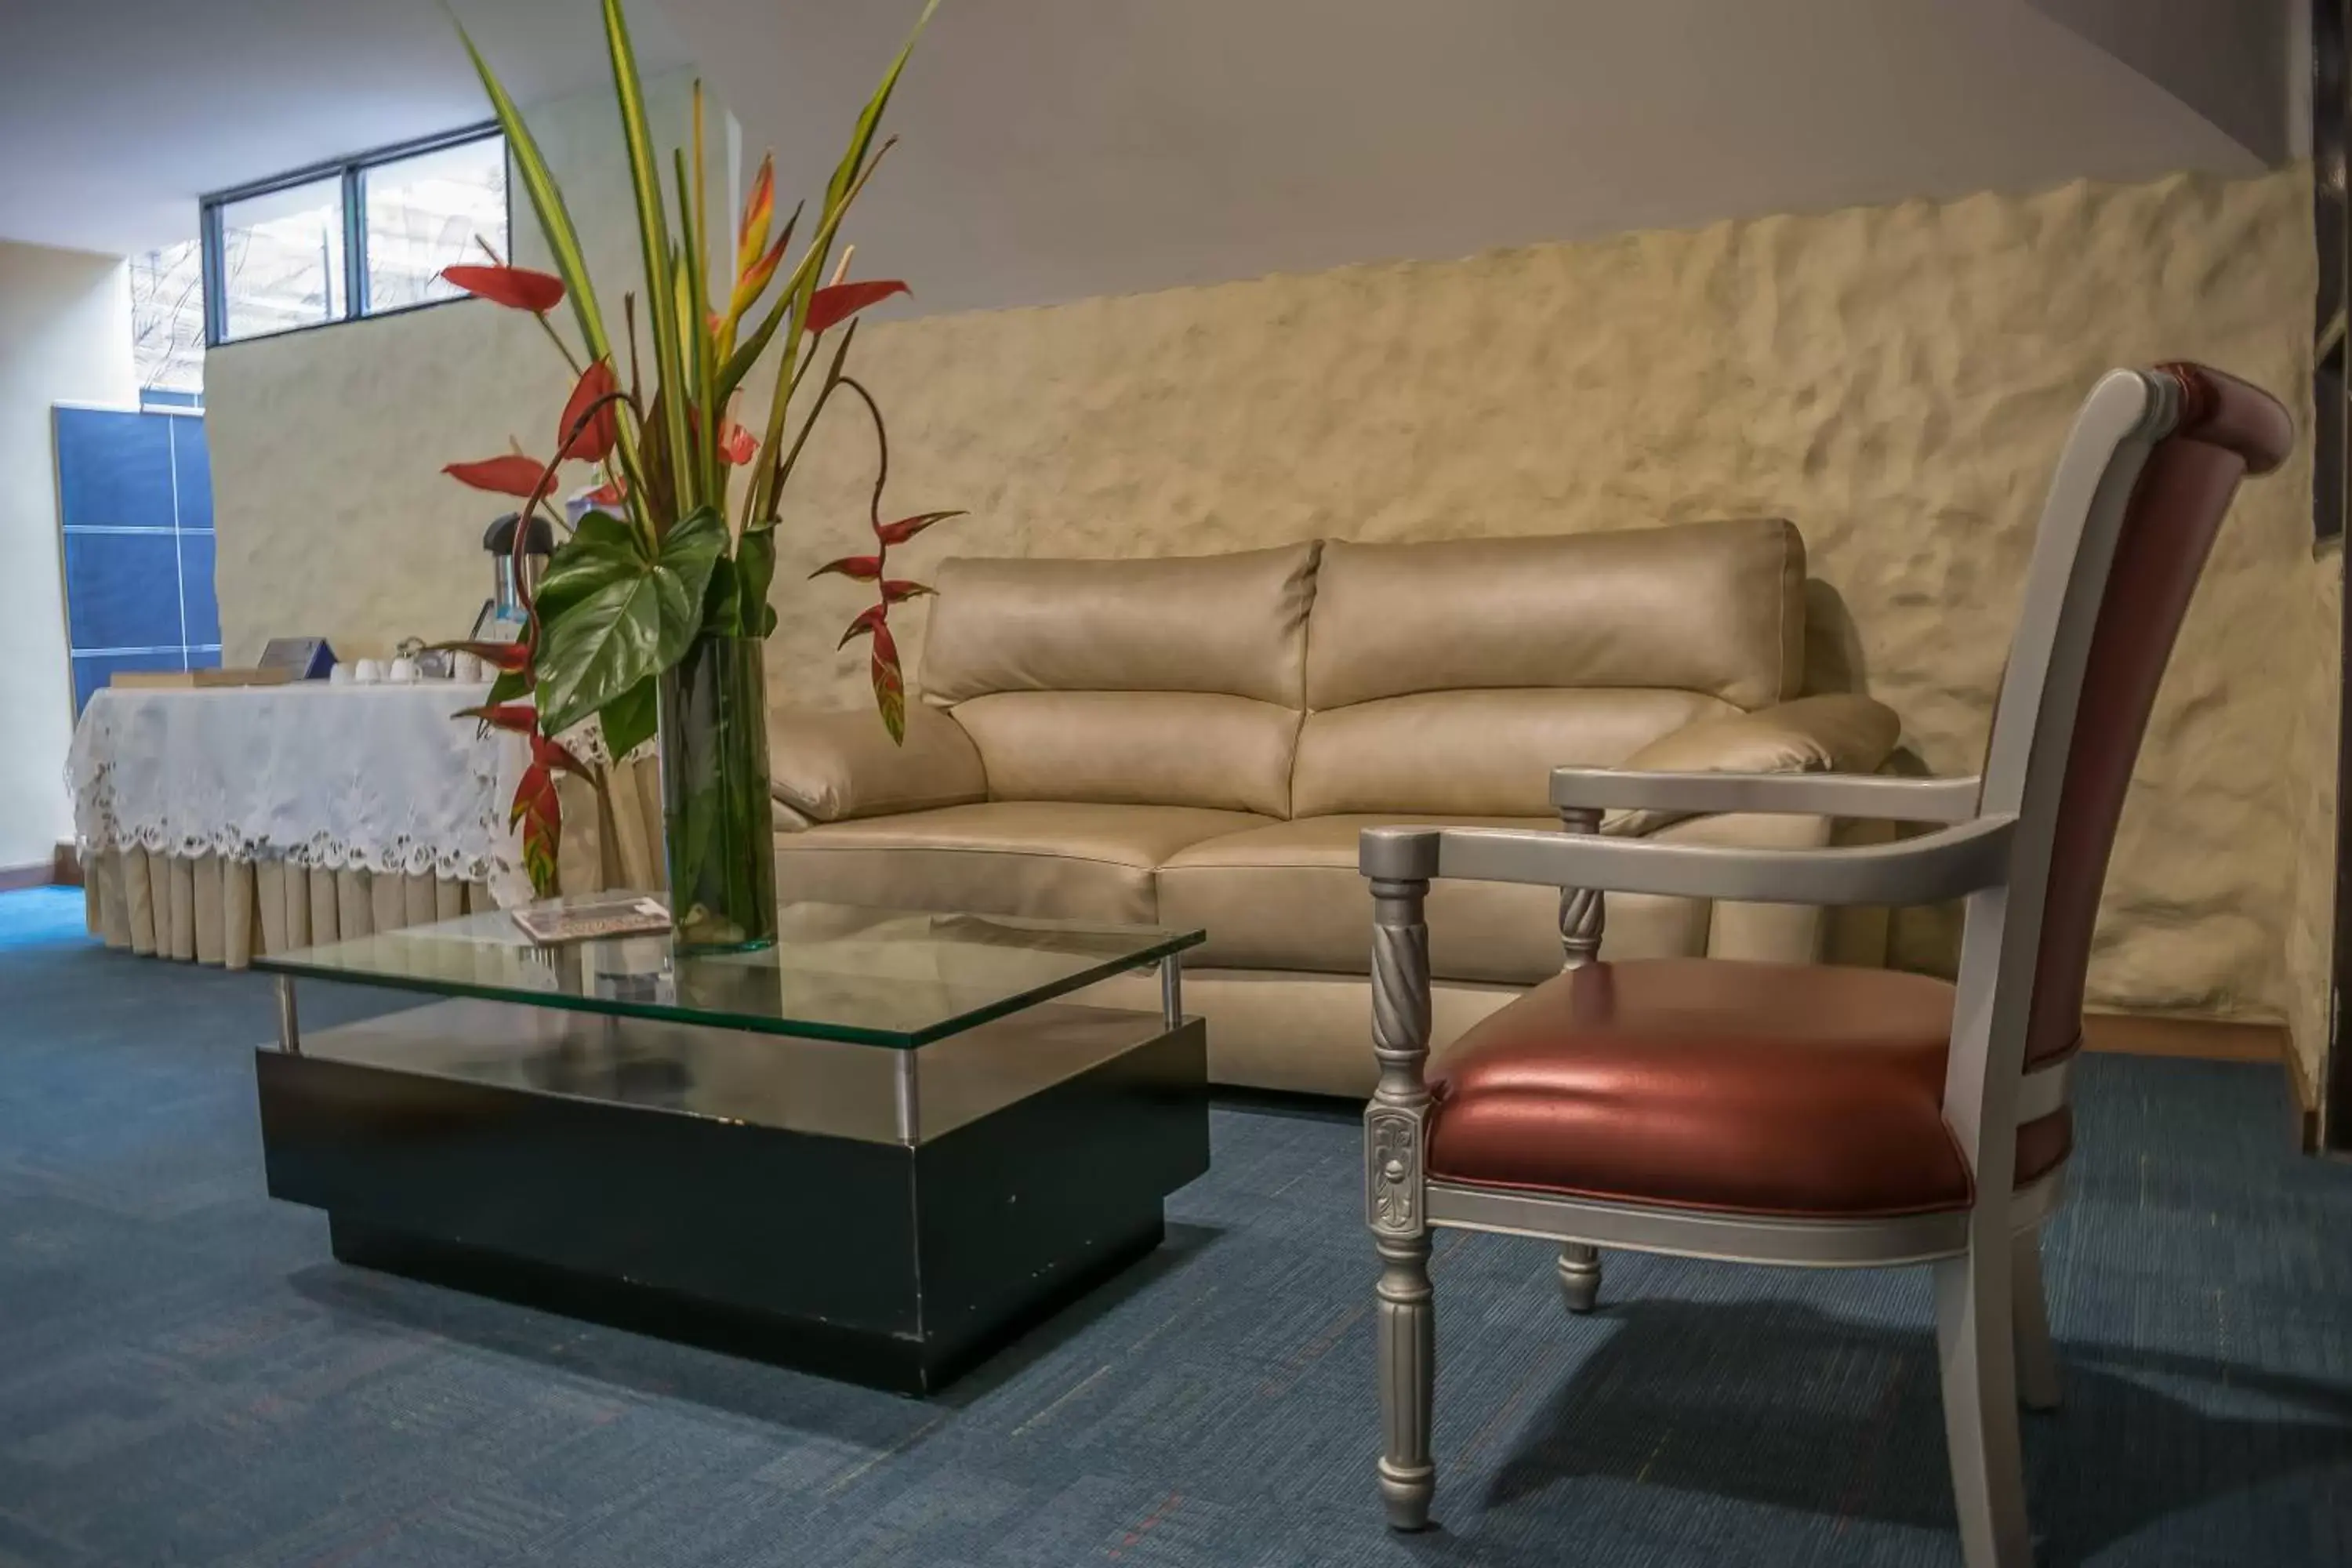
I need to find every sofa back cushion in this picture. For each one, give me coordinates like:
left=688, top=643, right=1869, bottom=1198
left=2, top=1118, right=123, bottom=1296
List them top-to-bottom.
left=1303, top=519, right=1805, bottom=711
left=1293, top=521, right=1806, bottom=816
left=924, top=542, right=1319, bottom=705
left=920, top=543, right=1319, bottom=817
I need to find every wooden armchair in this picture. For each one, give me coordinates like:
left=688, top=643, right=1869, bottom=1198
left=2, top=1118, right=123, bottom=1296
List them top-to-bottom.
left=1357, top=363, right=2292, bottom=1567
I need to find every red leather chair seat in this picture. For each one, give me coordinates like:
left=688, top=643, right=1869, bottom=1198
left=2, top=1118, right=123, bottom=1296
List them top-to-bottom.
left=1427, top=960, right=2073, bottom=1219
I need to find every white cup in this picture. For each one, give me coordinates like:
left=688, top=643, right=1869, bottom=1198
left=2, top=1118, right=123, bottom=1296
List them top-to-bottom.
left=454, top=652, right=485, bottom=683
left=387, top=657, right=419, bottom=684
left=352, top=659, right=383, bottom=685
left=327, top=663, right=353, bottom=685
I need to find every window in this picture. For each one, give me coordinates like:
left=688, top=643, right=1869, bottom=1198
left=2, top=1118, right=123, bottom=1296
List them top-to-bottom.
left=201, top=126, right=507, bottom=347
left=130, top=241, right=207, bottom=396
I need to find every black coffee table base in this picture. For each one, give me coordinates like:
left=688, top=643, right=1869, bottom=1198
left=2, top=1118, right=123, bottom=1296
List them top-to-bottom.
left=256, top=1004, right=1209, bottom=1394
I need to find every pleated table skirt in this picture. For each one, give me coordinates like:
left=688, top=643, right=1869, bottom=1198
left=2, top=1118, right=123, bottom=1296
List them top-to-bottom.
left=82, top=850, right=490, bottom=971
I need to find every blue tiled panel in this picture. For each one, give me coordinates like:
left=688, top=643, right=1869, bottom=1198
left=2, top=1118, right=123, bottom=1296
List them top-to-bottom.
left=141, top=390, right=202, bottom=410
left=54, top=408, right=173, bottom=530
left=170, top=419, right=212, bottom=532
left=62, top=532, right=183, bottom=652
left=177, top=532, right=219, bottom=646
left=186, top=646, right=220, bottom=669
left=70, top=651, right=183, bottom=713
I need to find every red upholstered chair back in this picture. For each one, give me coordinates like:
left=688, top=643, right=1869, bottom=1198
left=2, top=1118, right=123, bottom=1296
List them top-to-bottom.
left=1977, top=365, right=2293, bottom=1080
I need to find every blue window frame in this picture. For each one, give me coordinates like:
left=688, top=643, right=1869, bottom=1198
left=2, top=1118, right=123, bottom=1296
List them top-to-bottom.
left=55, top=405, right=218, bottom=712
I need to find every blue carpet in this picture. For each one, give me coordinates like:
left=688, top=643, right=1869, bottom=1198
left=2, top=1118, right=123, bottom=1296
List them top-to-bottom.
left=2, top=887, right=2349, bottom=1566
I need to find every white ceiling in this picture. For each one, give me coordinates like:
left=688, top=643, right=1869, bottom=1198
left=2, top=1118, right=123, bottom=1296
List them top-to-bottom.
left=0, top=0, right=2281, bottom=315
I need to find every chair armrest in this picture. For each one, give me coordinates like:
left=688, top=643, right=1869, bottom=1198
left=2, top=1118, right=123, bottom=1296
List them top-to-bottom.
left=1547, top=693, right=1976, bottom=827
left=768, top=703, right=987, bottom=828
left=1558, top=769, right=1982, bottom=826
left=1361, top=817, right=2013, bottom=907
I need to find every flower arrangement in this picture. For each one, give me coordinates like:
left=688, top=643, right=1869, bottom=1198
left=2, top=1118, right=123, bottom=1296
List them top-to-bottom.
left=434, top=0, right=954, bottom=942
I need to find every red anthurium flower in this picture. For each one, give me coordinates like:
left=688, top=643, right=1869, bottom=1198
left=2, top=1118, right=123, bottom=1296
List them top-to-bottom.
left=441, top=264, right=565, bottom=314
left=806, top=279, right=909, bottom=336
left=557, top=359, right=620, bottom=463
left=717, top=422, right=757, bottom=465
left=445, top=455, right=557, bottom=499
left=584, top=477, right=629, bottom=506
left=873, top=509, right=965, bottom=546
left=809, top=554, right=884, bottom=582
left=869, top=619, right=906, bottom=743
left=436, top=641, right=532, bottom=674
left=457, top=702, right=541, bottom=735
left=529, top=731, right=590, bottom=779
left=510, top=758, right=562, bottom=896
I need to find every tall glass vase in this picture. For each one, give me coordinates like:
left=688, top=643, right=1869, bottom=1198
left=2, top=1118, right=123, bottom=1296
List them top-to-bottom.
left=658, top=634, right=778, bottom=952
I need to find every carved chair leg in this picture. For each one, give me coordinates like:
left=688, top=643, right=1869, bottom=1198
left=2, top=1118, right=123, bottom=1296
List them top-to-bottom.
left=1366, top=865, right=1437, bottom=1530
left=2013, top=1225, right=2061, bottom=1411
left=1375, top=1233, right=1436, bottom=1530
left=1934, top=1240, right=2033, bottom=1568
left=1556, top=1242, right=1602, bottom=1314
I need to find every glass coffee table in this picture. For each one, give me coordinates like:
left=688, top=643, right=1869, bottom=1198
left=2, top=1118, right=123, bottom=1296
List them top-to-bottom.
left=252, top=901, right=1207, bottom=1393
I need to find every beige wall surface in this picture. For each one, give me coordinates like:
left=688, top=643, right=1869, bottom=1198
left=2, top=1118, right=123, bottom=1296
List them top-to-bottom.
left=213, top=163, right=2323, bottom=1025
left=0, top=241, right=133, bottom=870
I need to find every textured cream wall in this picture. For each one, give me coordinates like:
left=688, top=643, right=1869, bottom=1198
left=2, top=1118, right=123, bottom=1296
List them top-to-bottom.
left=213, top=165, right=2321, bottom=1022
left=0, top=241, right=134, bottom=869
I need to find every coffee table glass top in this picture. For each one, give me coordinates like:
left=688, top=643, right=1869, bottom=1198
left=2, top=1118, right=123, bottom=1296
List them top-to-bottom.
left=254, top=900, right=1204, bottom=1047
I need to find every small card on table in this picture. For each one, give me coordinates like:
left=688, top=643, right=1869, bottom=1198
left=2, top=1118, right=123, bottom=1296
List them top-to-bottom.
left=508, top=894, right=671, bottom=946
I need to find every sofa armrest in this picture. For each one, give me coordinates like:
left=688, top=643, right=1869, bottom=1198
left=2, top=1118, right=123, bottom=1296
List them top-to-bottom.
left=1569, top=693, right=1911, bottom=836
left=768, top=703, right=987, bottom=829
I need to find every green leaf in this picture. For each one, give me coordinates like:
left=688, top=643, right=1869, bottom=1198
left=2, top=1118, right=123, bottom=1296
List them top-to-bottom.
left=601, top=0, right=694, bottom=515
left=826, top=0, right=939, bottom=221
left=448, top=14, right=610, bottom=365
left=673, top=147, right=718, bottom=500
left=655, top=505, right=728, bottom=662
left=532, top=506, right=724, bottom=735
left=532, top=510, right=647, bottom=626
left=535, top=517, right=684, bottom=735
left=735, top=528, right=778, bottom=639
left=701, top=556, right=745, bottom=638
left=601, top=677, right=658, bottom=759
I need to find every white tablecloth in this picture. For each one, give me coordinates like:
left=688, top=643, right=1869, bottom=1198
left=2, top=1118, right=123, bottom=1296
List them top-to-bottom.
left=69, top=682, right=510, bottom=882
left=65, top=683, right=665, bottom=968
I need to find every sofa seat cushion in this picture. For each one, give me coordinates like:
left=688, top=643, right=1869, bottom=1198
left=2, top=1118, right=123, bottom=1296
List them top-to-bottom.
left=773, top=801, right=1270, bottom=926
left=1157, top=815, right=1710, bottom=985
left=1427, top=960, right=2072, bottom=1218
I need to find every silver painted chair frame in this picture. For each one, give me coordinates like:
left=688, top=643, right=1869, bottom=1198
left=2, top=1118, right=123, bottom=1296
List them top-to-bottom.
left=1362, top=368, right=2187, bottom=1568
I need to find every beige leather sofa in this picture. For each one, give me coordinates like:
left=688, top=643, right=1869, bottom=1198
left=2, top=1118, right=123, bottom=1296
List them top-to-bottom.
left=768, top=519, right=1900, bottom=1097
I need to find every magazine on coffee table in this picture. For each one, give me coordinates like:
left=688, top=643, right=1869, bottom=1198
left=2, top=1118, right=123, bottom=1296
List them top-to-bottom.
left=508, top=893, right=672, bottom=946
